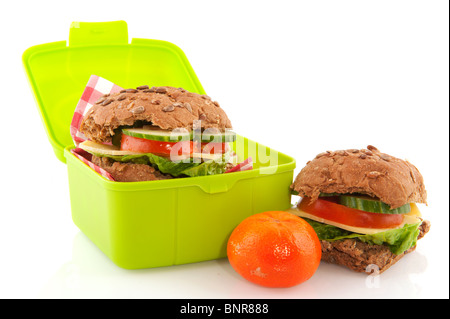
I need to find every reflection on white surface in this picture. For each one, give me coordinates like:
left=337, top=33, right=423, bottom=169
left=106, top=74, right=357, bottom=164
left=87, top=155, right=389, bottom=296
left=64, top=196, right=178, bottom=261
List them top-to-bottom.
left=38, top=230, right=431, bottom=299
left=38, top=231, right=241, bottom=299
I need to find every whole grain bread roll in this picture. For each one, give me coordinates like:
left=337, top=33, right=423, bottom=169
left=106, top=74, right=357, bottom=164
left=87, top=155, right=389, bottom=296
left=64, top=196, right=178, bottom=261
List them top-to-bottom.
left=80, top=86, right=232, bottom=144
left=291, top=145, right=427, bottom=209
left=91, top=155, right=173, bottom=182
left=321, top=220, right=430, bottom=273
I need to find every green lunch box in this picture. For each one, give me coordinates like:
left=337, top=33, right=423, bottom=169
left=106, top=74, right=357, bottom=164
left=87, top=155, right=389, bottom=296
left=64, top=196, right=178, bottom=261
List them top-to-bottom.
left=23, top=21, right=296, bottom=269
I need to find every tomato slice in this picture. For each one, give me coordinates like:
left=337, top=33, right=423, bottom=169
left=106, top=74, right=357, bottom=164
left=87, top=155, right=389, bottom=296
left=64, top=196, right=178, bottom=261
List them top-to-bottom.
left=120, top=134, right=229, bottom=156
left=120, top=134, right=192, bottom=156
left=298, top=197, right=404, bottom=229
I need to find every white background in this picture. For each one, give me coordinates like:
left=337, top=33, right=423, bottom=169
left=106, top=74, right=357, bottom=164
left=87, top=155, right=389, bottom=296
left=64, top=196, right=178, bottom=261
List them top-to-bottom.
left=0, top=0, right=448, bottom=299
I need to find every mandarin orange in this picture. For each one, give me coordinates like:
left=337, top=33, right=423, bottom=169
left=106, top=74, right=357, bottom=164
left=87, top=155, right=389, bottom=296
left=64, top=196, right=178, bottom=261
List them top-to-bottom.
left=227, top=211, right=321, bottom=288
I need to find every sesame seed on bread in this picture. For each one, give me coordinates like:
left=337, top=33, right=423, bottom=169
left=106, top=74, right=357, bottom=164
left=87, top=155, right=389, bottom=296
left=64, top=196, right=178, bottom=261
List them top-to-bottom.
left=80, top=86, right=232, bottom=144
left=291, top=145, right=427, bottom=209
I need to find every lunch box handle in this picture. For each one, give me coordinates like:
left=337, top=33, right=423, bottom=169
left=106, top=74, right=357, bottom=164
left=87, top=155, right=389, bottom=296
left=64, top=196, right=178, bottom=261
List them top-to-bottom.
left=69, top=21, right=129, bottom=47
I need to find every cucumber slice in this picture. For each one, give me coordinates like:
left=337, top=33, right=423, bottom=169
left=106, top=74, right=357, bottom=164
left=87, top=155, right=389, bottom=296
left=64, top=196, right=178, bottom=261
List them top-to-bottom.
left=122, top=127, right=192, bottom=142
left=123, top=127, right=237, bottom=143
left=199, top=130, right=236, bottom=143
left=319, top=193, right=342, bottom=197
left=339, top=195, right=411, bottom=214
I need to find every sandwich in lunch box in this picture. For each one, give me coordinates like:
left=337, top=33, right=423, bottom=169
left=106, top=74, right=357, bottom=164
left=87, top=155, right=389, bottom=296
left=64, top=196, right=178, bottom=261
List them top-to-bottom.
left=78, top=85, right=238, bottom=182
left=288, top=145, right=430, bottom=273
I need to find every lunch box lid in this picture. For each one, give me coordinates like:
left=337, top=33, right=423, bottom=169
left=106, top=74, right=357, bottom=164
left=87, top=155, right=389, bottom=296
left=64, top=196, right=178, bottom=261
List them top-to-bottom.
left=23, top=20, right=206, bottom=163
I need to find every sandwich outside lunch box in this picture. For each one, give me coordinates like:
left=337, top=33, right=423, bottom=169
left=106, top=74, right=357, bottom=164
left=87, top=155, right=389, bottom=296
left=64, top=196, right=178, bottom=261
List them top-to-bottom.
left=23, top=21, right=296, bottom=269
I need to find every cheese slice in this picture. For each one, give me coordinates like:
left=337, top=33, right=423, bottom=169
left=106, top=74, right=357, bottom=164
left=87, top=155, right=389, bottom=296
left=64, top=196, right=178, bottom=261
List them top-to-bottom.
left=79, top=140, right=233, bottom=162
left=79, top=141, right=143, bottom=156
left=287, top=203, right=422, bottom=235
left=407, top=203, right=422, bottom=218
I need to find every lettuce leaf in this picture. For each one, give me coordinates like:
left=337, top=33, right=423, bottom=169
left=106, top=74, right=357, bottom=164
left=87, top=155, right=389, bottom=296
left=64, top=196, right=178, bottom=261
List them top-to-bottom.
left=90, top=152, right=229, bottom=177
left=144, top=153, right=229, bottom=177
left=304, top=219, right=421, bottom=255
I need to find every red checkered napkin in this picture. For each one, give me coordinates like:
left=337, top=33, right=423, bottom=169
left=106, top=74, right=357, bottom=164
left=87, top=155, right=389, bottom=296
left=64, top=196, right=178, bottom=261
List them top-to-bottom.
left=70, top=75, right=123, bottom=145
left=70, top=75, right=122, bottom=181
left=70, top=148, right=115, bottom=181
left=225, top=157, right=253, bottom=173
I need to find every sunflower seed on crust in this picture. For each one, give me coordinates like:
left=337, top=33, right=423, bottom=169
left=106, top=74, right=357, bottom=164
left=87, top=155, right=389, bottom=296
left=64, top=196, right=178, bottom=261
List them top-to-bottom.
left=155, top=87, right=167, bottom=94
left=96, top=97, right=107, bottom=104
left=102, top=98, right=114, bottom=106
left=184, top=102, right=192, bottom=113
left=162, top=105, right=175, bottom=112
left=131, top=106, right=145, bottom=114
left=367, top=145, right=379, bottom=152
left=336, top=150, right=349, bottom=156
left=367, top=171, right=382, bottom=179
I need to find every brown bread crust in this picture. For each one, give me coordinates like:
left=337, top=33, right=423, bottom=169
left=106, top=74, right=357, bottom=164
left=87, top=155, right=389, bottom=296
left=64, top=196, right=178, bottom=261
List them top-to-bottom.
left=80, top=86, right=232, bottom=143
left=291, top=145, right=427, bottom=209
left=91, top=155, right=173, bottom=182
left=321, top=220, right=430, bottom=273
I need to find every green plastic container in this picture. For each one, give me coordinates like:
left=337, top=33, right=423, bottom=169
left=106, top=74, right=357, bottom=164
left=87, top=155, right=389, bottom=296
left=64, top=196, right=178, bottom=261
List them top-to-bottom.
left=23, top=21, right=296, bottom=269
